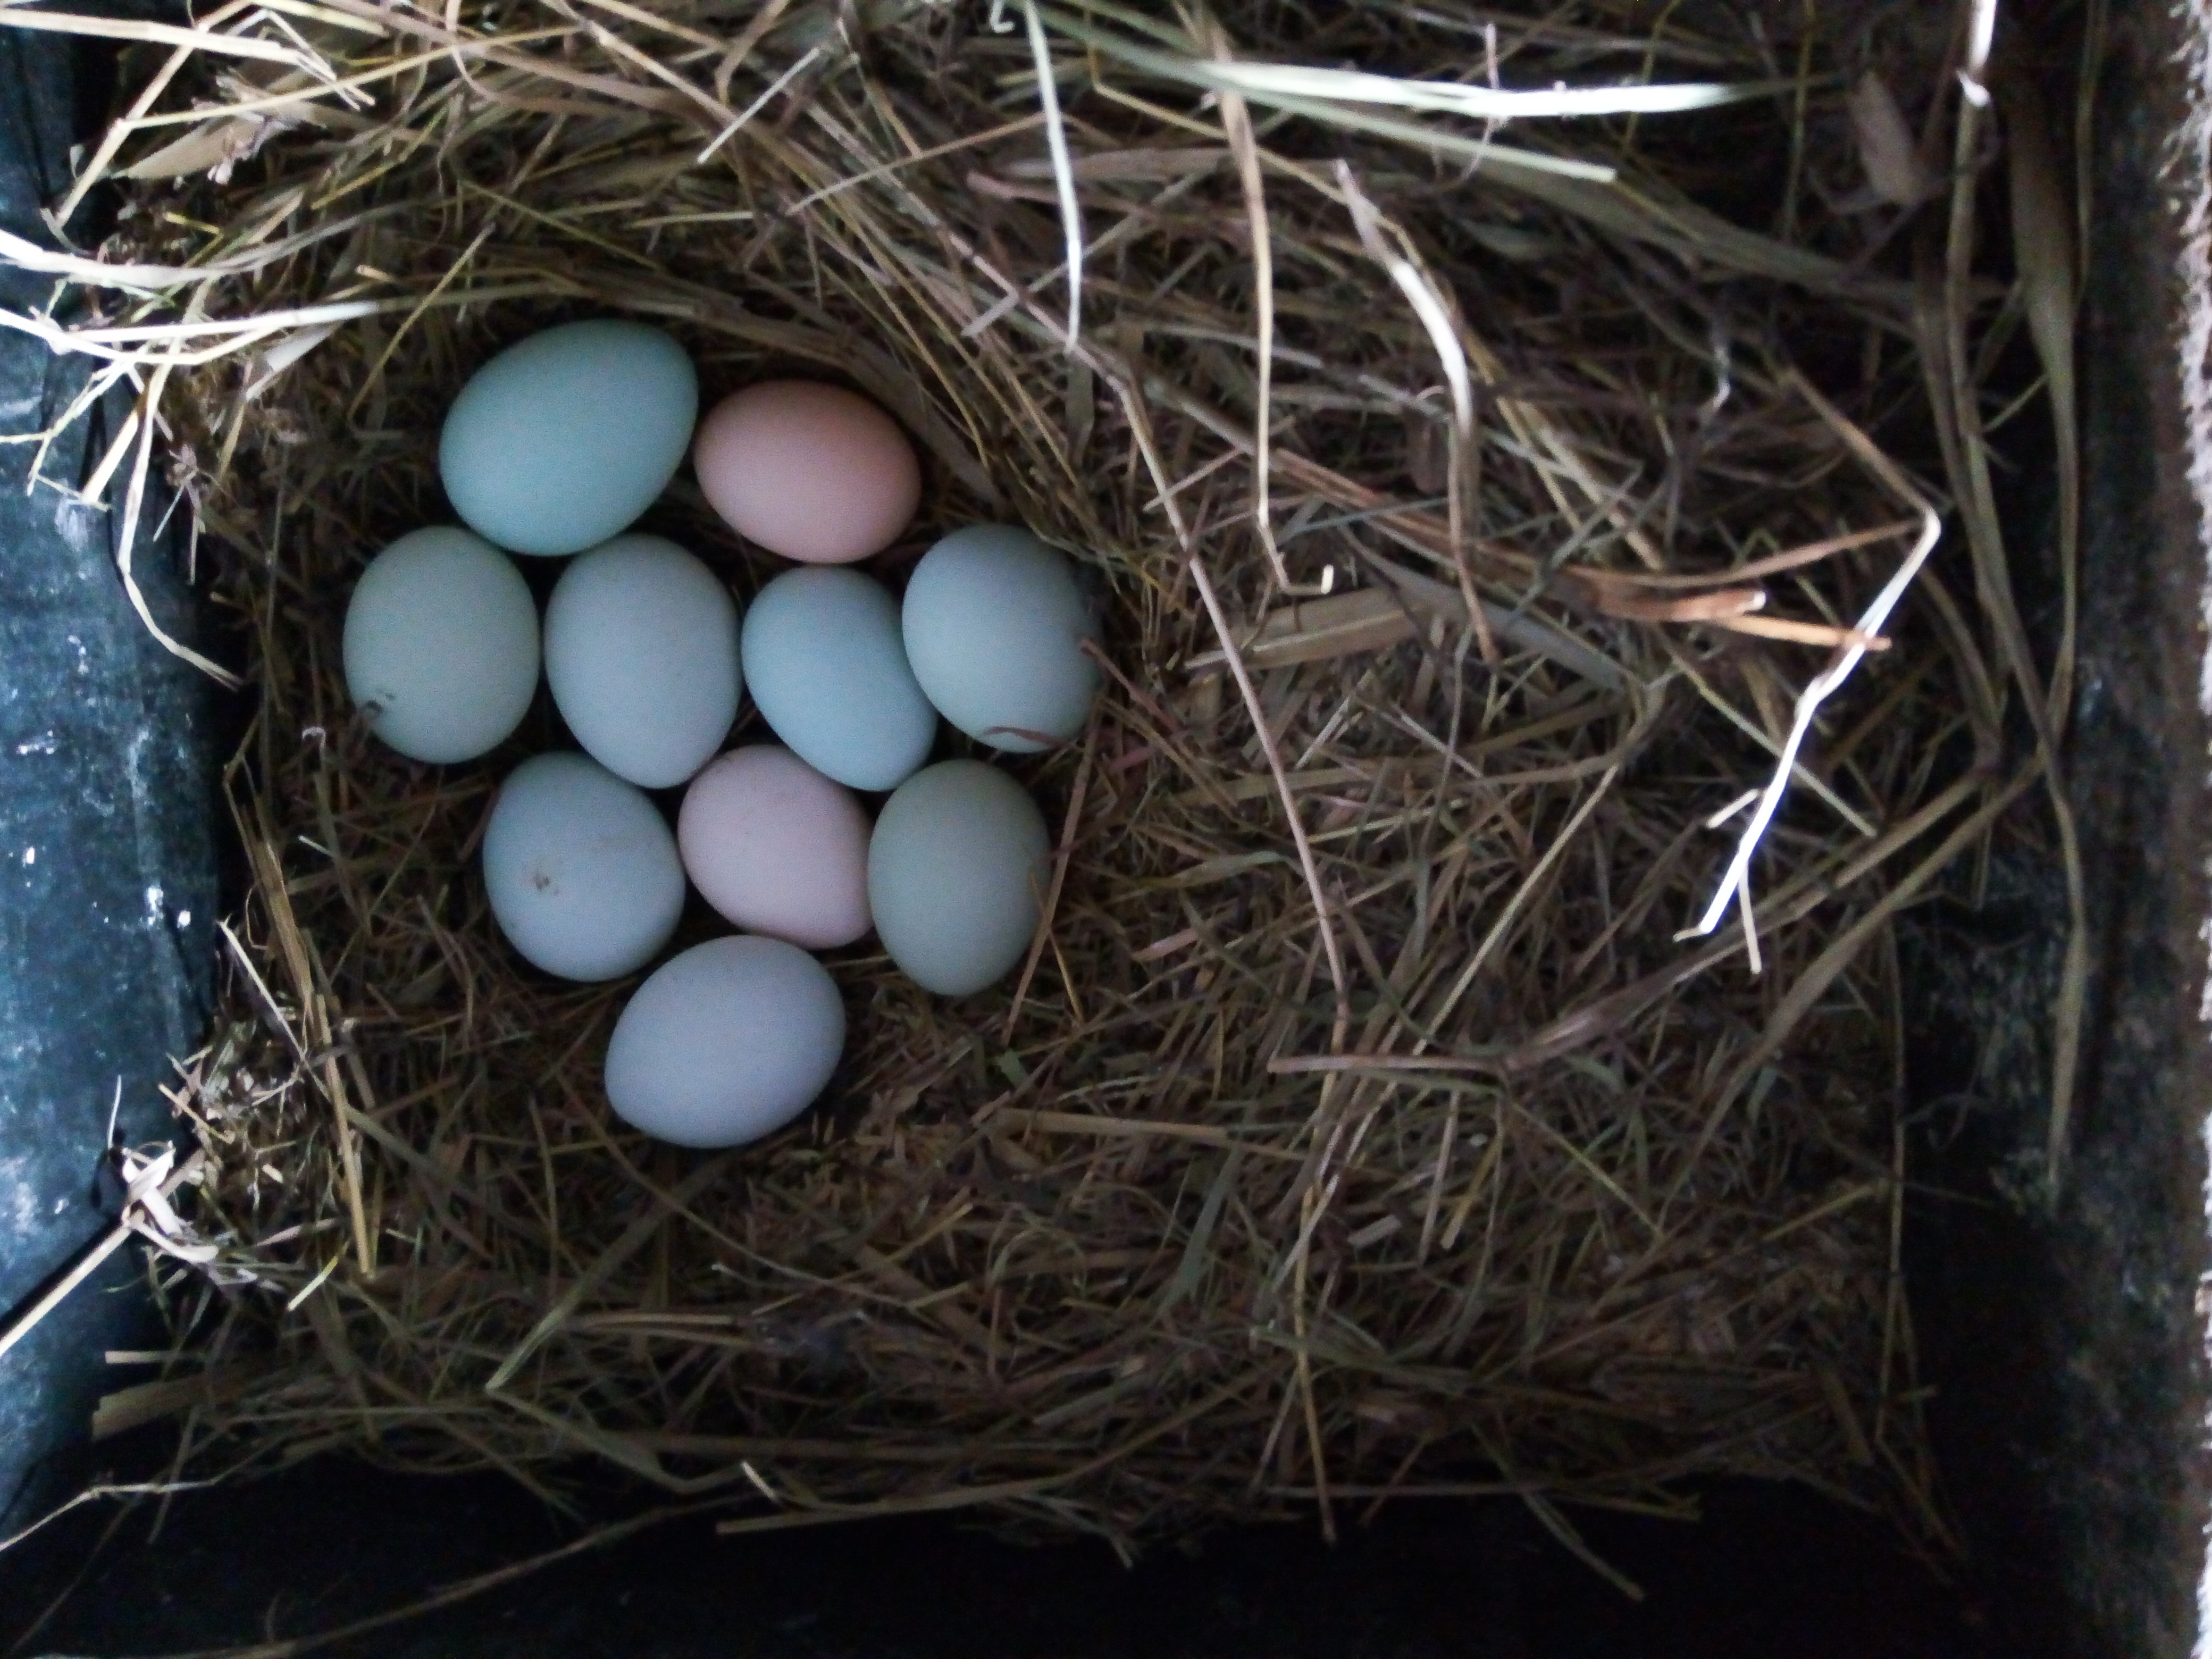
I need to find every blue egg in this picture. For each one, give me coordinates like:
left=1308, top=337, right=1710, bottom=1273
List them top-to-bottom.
left=439, top=319, right=697, bottom=557
left=742, top=567, right=937, bottom=792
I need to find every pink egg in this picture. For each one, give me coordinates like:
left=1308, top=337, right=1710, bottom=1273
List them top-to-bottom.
left=692, top=381, right=921, bottom=565
left=678, top=745, right=872, bottom=949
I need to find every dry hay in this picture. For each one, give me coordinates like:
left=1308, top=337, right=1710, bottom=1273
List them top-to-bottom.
left=13, top=0, right=2090, bottom=1563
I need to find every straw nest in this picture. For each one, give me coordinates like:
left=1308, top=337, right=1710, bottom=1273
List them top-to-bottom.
left=27, top=0, right=2089, bottom=1564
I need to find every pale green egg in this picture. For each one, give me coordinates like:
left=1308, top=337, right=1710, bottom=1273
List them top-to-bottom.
left=440, top=320, right=697, bottom=557
left=902, top=524, right=1098, bottom=752
left=342, top=526, right=539, bottom=764
left=868, top=759, right=1048, bottom=996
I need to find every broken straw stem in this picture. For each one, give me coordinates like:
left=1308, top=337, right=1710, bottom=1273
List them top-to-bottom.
left=1687, top=507, right=1942, bottom=946
left=0, top=1149, right=205, bottom=1367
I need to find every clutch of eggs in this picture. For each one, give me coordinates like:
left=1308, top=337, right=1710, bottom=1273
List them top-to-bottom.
left=337, top=317, right=1121, bottom=1153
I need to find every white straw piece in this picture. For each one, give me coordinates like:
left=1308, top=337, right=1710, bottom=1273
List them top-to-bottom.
left=1021, top=0, right=1085, bottom=351
left=0, top=8, right=316, bottom=69
left=697, top=43, right=820, bottom=163
left=1204, top=61, right=1766, bottom=122
left=1337, top=163, right=1473, bottom=436
left=1687, top=507, right=1942, bottom=940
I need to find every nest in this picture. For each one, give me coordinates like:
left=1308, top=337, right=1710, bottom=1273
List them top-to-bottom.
left=23, top=0, right=2088, bottom=1566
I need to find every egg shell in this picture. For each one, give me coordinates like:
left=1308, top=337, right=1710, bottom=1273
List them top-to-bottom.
left=440, top=320, right=697, bottom=557
left=693, top=381, right=920, bottom=564
left=902, top=524, right=1100, bottom=753
left=342, top=526, right=540, bottom=764
left=544, top=534, right=742, bottom=789
left=741, top=566, right=937, bottom=792
left=678, top=747, right=872, bottom=949
left=482, top=752, right=685, bottom=982
left=868, top=759, right=1049, bottom=996
left=604, top=935, right=845, bottom=1148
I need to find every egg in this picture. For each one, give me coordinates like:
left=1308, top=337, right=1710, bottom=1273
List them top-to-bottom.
left=440, top=320, right=697, bottom=557
left=693, top=381, right=920, bottom=564
left=902, top=524, right=1100, bottom=752
left=342, top=526, right=540, bottom=764
left=544, top=534, right=742, bottom=789
left=742, top=567, right=937, bottom=791
left=678, top=747, right=872, bottom=949
left=482, top=752, right=685, bottom=982
left=868, top=760, right=1050, bottom=996
left=604, top=936, right=845, bottom=1148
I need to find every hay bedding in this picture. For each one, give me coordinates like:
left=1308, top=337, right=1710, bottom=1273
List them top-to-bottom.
left=21, top=0, right=2081, bottom=1559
